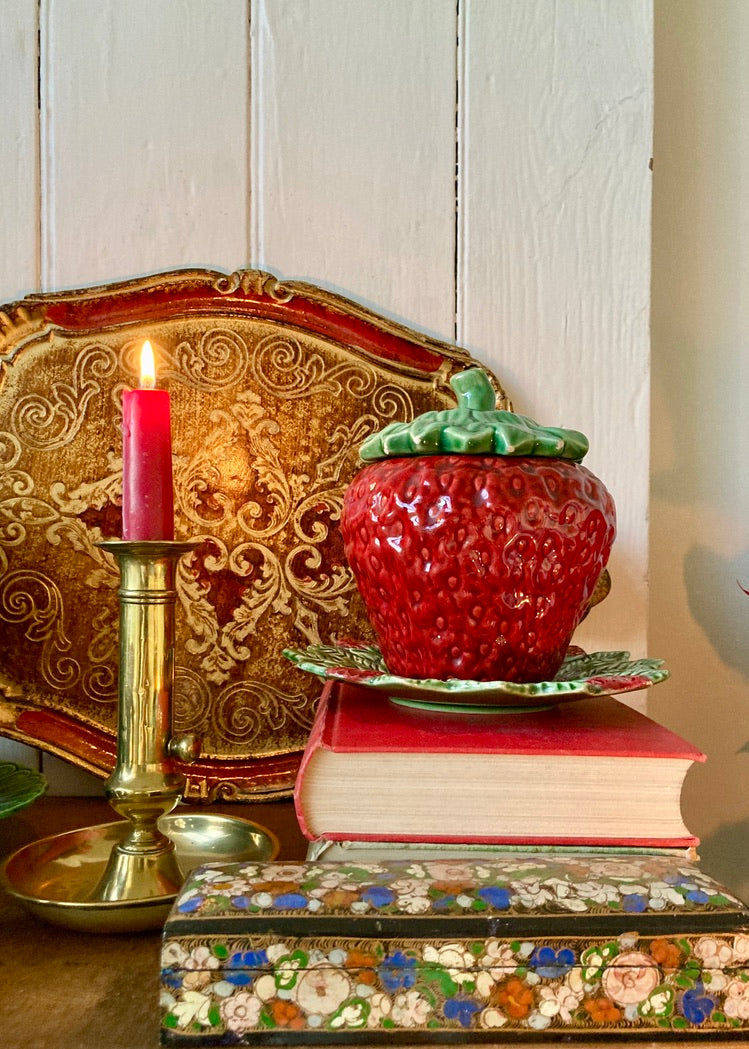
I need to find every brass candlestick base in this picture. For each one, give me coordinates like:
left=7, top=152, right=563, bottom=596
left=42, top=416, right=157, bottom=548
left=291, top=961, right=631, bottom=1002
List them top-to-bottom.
left=1, top=539, right=282, bottom=932
left=91, top=539, right=201, bottom=904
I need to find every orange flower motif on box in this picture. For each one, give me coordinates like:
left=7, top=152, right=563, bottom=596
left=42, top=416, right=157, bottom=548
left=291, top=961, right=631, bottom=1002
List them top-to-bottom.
left=251, top=880, right=300, bottom=895
left=432, top=880, right=477, bottom=897
left=321, top=889, right=360, bottom=909
left=651, top=937, right=685, bottom=971
left=345, top=948, right=379, bottom=986
left=491, top=977, right=534, bottom=1020
left=585, top=997, right=623, bottom=1024
left=269, top=1000, right=306, bottom=1029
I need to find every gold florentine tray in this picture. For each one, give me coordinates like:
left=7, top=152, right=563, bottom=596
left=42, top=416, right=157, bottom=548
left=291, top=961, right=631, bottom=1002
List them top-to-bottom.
left=0, top=268, right=504, bottom=800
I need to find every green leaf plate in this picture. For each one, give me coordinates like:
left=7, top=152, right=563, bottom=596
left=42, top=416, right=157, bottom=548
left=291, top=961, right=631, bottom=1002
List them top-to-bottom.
left=283, top=641, right=670, bottom=711
left=0, top=761, right=47, bottom=819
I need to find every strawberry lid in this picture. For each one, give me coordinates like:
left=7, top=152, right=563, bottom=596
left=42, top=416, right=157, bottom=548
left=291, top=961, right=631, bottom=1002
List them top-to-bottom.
left=359, top=369, right=589, bottom=462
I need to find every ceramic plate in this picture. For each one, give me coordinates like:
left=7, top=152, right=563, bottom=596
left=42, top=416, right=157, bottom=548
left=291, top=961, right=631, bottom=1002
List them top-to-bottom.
left=283, top=641, right=670, bottom=710
left=0, top=761, right=47, bottom=819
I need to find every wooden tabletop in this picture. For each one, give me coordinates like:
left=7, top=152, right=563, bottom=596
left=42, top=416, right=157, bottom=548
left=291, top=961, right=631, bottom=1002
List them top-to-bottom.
left=0, top=796, right=306, bottom=1049
left=0, top=797, right=734, bottom=1049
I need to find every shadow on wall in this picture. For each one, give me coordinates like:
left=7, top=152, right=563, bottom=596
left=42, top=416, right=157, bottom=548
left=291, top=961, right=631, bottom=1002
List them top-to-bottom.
left=650, top=0, right=749, bottom=901
left=684, top=545, right=749, bottom=684
left=698, top=819, right=749, bottom=905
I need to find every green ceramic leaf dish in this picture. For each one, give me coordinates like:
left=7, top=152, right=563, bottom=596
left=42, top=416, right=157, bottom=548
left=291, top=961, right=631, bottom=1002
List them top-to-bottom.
left=283, top=640, right=669, bottom=711
left=0, top=761, right=47, bottom=819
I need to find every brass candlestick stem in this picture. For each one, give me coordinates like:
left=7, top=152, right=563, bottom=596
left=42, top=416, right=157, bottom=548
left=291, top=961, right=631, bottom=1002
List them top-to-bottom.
left=92, top=539, right=200, bottom=904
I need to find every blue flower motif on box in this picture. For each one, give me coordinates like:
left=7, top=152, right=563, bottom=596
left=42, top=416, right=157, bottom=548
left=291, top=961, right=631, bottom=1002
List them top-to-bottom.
left=362, top=885, right=395, bottom=908
left=477, top=885, right=511, bottom=909
left=686, top=889, right=710, bottom=904
left=272, top=892, right=308, bottom=909
left=622, top=893, right=648, bottom=913
left=432, top=894, right=456, bottom=910
left=176, top=896, right=202, bottom=913
left=529, top=946, right=575, bottom=979
left=229, top=950, right=269, bottom=969
left=379, top=951, right=417, bottom=992
left=161, top=969, right=182, bottom=990
left=225, top=971, right=252, bottom=986
left=680, top=982, right=716, bottom=1025
left=444, top=997, right=482, bottom=1027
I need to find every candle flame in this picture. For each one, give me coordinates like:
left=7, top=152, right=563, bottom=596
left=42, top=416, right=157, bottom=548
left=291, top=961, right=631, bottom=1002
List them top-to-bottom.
left=139, top=340, right=156, bottom=389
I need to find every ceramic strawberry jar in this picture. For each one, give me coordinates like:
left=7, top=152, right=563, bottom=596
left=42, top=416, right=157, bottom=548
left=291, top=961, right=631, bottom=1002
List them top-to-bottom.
left=340, top=370, right=615, bottom=683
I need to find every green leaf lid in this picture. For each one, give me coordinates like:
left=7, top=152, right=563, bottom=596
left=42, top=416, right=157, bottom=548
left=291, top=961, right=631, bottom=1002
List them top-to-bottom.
left=359, top=369, right=589, bottom=462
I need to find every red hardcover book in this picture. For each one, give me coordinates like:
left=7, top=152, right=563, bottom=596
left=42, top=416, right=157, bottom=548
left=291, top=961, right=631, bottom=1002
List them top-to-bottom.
left=294, top=680, right=705, bottom=847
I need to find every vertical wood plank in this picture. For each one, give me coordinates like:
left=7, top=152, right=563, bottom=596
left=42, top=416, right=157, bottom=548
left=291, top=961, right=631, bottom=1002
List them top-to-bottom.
left=37, top=0, right=252, bottom=791
left=41, top=0, right=251, bottom=290
left=252, top=0, right=457, bottom=340
left=459, top=0, right=653, bottom=664
left=0, top=1, right=41, bottom=768
left=0, top=1, right=39, bottom=299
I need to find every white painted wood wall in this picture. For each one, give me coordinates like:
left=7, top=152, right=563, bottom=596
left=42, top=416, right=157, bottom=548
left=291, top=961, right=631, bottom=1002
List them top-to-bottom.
left=0, top=0, right=653, bottom=793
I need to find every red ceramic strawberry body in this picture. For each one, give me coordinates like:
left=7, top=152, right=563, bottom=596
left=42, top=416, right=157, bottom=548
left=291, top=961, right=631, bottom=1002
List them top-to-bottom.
left=341, top=454, right=615, bottom=682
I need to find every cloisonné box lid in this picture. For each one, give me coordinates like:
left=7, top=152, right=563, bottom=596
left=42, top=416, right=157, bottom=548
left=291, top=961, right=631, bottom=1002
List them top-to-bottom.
left=161, top=855, right=749, bottom=1042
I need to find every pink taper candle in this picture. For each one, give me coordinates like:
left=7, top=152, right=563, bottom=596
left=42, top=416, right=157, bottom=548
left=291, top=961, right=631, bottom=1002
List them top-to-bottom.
left=121, top=341, right=174, bottom=540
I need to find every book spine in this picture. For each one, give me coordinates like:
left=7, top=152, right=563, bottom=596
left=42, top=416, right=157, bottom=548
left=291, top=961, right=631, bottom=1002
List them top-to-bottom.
left=293, top=682, right=333, bottom=840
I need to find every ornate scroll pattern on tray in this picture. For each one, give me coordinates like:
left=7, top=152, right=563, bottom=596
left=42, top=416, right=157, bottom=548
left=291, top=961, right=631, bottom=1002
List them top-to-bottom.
left=0, top=270, right=497, bottom=799
left=11, top=342, right=118, bottom=451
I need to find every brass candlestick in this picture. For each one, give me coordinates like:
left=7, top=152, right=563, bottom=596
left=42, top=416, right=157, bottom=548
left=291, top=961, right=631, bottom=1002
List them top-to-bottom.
left=91, top=539, right=201, bottom=904
left=1, top=541, right=281, bottom=933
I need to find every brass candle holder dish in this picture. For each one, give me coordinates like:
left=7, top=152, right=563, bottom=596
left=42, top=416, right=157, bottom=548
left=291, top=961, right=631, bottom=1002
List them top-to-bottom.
left=1, top=539, right=279, bottom=933
left=93, top=539, right=202, bottom=903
